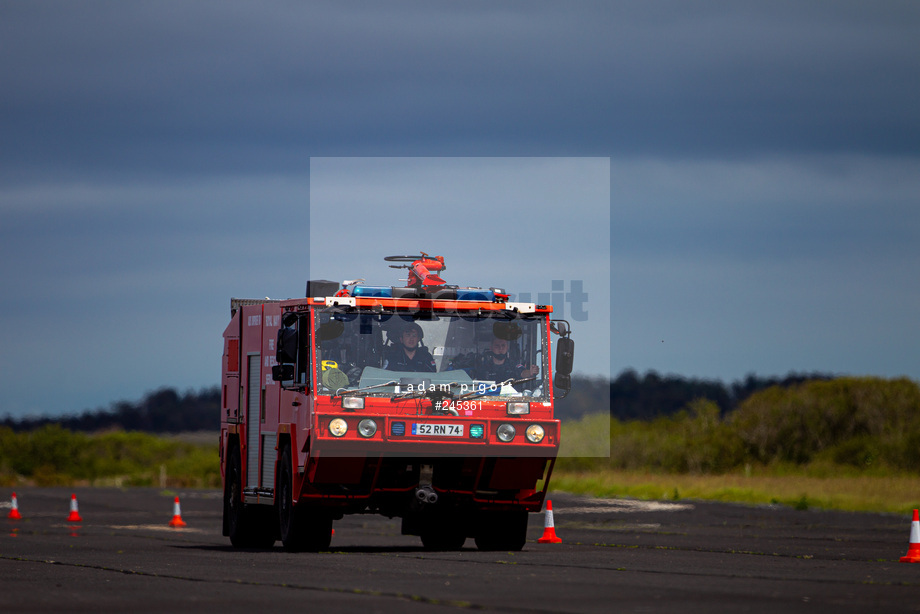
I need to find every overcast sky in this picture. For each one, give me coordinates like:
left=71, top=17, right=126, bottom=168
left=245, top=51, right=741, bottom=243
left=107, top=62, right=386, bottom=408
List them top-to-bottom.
left=1, top=1, right=918, bottom=419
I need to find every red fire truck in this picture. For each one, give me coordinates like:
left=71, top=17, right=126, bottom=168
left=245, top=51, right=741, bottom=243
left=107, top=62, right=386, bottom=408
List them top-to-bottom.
left=220, top=254, right=574, bottom=551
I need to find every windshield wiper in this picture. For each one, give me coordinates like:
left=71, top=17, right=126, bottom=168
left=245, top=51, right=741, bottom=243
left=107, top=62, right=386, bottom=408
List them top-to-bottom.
left=456, top=376, right=538, bottom=400
left=335, top=380, right=398, bottom=397
left=390, top=381, right=462, bottom=401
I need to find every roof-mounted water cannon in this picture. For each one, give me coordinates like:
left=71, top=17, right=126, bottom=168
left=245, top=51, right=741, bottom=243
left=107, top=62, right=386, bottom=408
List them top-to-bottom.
left=385, top=252, right=447, bottom=287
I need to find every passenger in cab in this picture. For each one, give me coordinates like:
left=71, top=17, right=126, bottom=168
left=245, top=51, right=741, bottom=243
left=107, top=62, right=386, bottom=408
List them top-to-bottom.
left=383, top=322, right=436, bottom=372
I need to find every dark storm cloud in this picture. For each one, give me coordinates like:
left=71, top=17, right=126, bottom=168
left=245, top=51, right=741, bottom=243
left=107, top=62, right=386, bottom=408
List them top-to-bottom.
left=2, top=1, right=919, bottom=180
left=611, top=156, right=920, bottom=263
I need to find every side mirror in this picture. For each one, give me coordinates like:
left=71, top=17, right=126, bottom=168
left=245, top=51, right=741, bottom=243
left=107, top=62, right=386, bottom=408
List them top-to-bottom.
left=550, top=320, right=570, bottom=337
left=276, top=327, right=297, bottom=364
left=553, top=336, right=574, bottom=397
left=554, top=337, right=574, bottom=376
left=272, top=364, right=294, bottom=382
left=554, top=372, right=572, bottom=394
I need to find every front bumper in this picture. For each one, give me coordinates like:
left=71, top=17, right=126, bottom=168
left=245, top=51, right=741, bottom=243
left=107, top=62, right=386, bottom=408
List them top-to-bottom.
left=311, top=414, right=560, bottom=458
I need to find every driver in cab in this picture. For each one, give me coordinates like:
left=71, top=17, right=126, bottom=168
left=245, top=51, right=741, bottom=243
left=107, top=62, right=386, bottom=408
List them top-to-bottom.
left=383, top=322, right=436, bottom=372
left=475, top=336, right=539, bottom=382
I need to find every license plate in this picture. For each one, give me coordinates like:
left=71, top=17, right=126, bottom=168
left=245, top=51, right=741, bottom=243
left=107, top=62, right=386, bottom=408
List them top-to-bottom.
left=411, top=423, right=464, bottom=437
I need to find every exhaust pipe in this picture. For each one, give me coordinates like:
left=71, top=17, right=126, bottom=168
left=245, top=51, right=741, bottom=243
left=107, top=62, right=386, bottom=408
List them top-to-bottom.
left=415, top=486, right=438, bottom=505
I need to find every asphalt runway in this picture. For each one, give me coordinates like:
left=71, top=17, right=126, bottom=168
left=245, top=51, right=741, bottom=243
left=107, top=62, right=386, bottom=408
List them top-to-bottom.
left=1, top=488, right=918, bottom=613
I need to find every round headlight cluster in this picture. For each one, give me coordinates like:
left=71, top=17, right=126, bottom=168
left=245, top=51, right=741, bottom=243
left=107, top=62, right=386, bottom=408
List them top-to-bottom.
left=328, top=418, right=348, bottom=437
left=358, top=419, right=378, bottom=438
left=496, top=423, right=516, bottom=442
left=497, top=423, right=546, bottom=443
left=525, top=424, right=545, bottom=443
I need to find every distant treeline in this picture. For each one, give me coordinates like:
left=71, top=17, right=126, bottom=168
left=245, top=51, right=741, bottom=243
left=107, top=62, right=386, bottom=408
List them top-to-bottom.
left=556, top=369, right=834, bottom=420
left=2, top=370, right=835, bottom=433
left=4, top=376, right=915, bottom=489
left=559, top=376, right=920, bottom=475
left=1, top=388, right=220, bottom=433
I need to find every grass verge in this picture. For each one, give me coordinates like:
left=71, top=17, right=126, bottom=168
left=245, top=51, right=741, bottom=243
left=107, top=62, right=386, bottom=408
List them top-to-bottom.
left=551, top=468, right=919, bottom=514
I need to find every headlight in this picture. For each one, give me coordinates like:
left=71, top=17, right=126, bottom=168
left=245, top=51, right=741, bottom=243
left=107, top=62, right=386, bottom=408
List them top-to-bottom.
left=342, top=396, right=365, bottom=410
left=506, top=402, right=530, bottom=415
left=328, top=418, right=348, bottom=437
left=357, top=419, right=378, bottom=438
left=496, top=423, right=516, bottom=442
left=525, top=424, right=545, bottom=443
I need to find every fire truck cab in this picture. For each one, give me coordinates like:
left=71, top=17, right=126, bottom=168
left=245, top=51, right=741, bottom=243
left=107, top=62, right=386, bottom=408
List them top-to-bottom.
left=220, top=254, right=574, bottom=551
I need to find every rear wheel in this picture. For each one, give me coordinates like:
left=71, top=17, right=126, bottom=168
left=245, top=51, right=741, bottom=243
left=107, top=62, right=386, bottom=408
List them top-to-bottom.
left=278, top=445, right=333, bottom=552
left=225, top=446, right=275, bottom=549
left=474, top=510, right=529, bottom=551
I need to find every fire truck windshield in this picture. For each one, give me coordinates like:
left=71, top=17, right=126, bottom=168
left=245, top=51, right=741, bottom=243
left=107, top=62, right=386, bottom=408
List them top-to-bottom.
left=315, top=310, right=548, bottom=400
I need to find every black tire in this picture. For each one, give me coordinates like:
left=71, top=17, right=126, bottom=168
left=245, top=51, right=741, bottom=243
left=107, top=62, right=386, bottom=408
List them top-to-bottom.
left=278, top=445, right=333, bottom=552
left=225, top=446, right=275, bottom=549
left=225, top=446, right=246, bottom=546
left=417, top=509, right=467, bottom=551
left=474, top=510, right=529, bottom=551
left=420, top=527, right=467, bottom=551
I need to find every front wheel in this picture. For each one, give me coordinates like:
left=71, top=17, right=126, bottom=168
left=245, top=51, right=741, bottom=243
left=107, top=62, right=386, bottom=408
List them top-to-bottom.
left=278, top=445, right=333, bottom=552
left=416, top=509, right=468, bottom=551
left=474, top=510, right=529, bottom=551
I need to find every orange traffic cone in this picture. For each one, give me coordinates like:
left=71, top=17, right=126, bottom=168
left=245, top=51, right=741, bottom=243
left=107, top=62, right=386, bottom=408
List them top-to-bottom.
left=8, top=492, right=22, bottom=520
left=67, top=493, right=83, bottom=522
left=168, top=496, right=187, bottom=527
left=537, top=499, right=562, bottom=543
left=901, top=509, right=920, bottom=563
